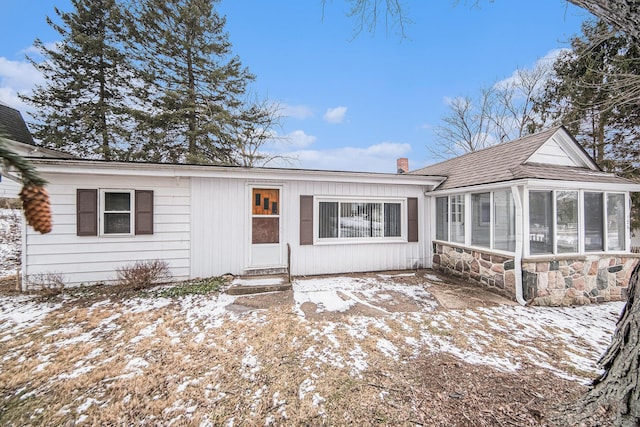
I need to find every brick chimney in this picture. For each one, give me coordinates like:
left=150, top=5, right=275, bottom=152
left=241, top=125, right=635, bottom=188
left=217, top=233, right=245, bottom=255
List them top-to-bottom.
left=396, top=158, right=409, bottom=174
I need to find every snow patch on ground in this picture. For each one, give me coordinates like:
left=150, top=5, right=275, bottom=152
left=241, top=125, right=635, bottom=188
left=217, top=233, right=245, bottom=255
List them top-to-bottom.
left=232, top=277, right=284, bottom=287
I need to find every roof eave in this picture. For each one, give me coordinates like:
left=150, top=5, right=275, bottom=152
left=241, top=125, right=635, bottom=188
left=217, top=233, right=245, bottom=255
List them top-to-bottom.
left=27, top=158, right=447, bottom=187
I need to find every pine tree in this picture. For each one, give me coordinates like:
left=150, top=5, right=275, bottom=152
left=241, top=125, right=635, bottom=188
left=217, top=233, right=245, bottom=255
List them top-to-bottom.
left=21, top=0, right=137, bottom=161
left=126, top=0, right=258, bottom=164
left=535, top=20, right=640, bottom=172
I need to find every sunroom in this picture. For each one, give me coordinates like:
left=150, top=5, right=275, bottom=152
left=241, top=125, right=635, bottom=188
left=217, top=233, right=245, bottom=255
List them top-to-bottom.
left=414, top=126, right=640, bottom=306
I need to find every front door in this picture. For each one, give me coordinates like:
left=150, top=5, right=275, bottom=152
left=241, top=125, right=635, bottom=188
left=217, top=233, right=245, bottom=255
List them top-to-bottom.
left=250, top=187, right=282, bottom=268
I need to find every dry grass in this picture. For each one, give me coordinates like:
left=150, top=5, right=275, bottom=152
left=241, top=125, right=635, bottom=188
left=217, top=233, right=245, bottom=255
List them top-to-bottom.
left=0, top=276, right=612, bottom=426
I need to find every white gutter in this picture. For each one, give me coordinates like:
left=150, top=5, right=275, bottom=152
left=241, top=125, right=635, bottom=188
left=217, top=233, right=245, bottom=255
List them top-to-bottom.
left=511, top=184, right=526, bottom=306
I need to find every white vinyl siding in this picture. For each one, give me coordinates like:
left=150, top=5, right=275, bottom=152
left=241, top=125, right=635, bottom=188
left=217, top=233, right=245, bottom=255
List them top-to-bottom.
left=528, top=138, right=578, bottom=166
left=23, top=174, right=190, bottom=287
left=190, top=178, right=427, bottom=278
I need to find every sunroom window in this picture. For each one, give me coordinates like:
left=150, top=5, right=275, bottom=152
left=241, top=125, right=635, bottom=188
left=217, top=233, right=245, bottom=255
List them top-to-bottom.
left=493, top=190, right=515, bottom=251
left=528, top=190, right=626, bottom=255
left=529, top=191, right=554, bottom=254
left=556, top=191, right=578, bottom=253
left=437, top=192, right=507, bottom=251
left=584, top=192, right=604, bottom=251
left=471, top=193, right=490, bottom=247
left=606, top=193, right=625, bottom=251
left=451, top=195, right=465, bottom=244
left=435, top=197, right=448, bottom=240
left=318, top=200, right=402, bottom=240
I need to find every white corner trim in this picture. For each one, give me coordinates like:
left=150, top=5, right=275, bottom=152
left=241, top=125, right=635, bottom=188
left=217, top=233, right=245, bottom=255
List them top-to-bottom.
left=511, top=184, right=526, bottom=306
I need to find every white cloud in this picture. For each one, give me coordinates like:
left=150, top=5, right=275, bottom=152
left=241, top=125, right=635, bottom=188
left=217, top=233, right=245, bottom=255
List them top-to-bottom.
left=495, top=48, right=567, bottom=90
left=0, top=57, right=44, bottom=112
left=281, top=103, right=314, bottom=120
left=323, top=106, right=347, bottom=124
left=262, top=129, right=317, bottom=152
left=287, top=130, right=317, bottom=148
left=269, top=141, right=412, bottom=173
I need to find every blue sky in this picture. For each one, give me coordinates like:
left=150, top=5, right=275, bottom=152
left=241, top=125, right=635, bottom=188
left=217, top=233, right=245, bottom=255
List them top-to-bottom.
left=0, top=1, right=592, bottom=172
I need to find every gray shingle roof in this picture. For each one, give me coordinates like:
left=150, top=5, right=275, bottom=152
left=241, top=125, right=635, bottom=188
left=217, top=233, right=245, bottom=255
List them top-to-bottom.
left=0, top=104, right=34, bottom=145
left=411, top=126, right=634, bottom=189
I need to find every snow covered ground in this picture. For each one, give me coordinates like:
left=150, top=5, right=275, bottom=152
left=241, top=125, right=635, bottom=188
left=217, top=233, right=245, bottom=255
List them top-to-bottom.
left=0, top=272, right=624, bottom=425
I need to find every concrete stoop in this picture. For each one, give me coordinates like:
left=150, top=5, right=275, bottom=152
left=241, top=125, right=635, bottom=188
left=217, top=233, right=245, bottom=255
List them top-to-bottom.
left=226, top=274, right=291, bottom=295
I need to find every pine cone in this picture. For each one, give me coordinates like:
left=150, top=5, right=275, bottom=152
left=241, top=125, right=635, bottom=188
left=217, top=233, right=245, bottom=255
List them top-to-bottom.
left=20, top=185, right=52, bottom=234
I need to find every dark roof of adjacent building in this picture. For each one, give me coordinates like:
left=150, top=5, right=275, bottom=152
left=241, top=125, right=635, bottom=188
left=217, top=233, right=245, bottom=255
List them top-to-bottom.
left=0, top=104, right=35, bottom=145
left=411, top=126, right=634, bottom=190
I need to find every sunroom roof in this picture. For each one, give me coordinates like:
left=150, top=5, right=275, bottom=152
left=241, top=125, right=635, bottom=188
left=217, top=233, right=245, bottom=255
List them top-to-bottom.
left=411, top=126, right=633, bottom=190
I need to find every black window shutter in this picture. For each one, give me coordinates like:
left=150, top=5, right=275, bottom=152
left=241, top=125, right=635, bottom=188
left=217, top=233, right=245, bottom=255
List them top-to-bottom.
left=77, top=189, right=98, bottom=236
left=135, top=190, right=154, bottom=235
left=300, top=195, right=313, bottom=245
left=408, top=197, right=418, bottom=242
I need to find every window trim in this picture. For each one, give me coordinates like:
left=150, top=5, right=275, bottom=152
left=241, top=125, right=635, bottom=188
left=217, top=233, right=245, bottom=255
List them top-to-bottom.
left=100, top=189, right=135, bottom=236
left=314, top=196, right=407, bottom=244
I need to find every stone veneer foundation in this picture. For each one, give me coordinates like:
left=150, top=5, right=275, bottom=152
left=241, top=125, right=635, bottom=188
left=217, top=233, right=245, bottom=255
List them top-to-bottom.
left=433, top=241, right=640, bottom=306
left=432, top=242, right=516, bottom=300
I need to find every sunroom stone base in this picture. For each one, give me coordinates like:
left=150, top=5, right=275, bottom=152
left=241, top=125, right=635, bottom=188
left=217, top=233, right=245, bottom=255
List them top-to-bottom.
left=432, top=241, right=640, bottom=306
left=432, top=242, right=516, bottom=300
left=522, top=255, right=639, bottom=306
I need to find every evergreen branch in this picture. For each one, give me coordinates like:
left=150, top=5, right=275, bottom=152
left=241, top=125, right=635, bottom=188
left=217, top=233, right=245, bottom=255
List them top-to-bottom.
left=0, top=135, right=47, bottom=186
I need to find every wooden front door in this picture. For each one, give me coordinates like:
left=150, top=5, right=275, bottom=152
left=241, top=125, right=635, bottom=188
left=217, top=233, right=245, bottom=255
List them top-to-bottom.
left=250, top=188, right=282, bottom=268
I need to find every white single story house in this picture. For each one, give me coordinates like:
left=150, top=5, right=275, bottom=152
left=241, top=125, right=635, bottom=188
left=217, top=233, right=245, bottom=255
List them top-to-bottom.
left=11, top=124, right=640, bottom=305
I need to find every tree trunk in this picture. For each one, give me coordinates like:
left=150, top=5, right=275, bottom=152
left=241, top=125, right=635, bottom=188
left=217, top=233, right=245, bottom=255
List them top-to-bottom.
left=568, top=0, right=640, bottom=43
left=551, top=260, right=640, bottom=426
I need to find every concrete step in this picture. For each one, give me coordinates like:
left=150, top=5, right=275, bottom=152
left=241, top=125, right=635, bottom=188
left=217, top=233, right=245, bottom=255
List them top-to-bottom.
left=226, top=274, right=291, bottom=295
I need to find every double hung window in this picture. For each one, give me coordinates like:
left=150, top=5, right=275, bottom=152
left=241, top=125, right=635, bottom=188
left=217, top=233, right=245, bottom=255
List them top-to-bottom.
left=102, top=190, right=134, bottom=235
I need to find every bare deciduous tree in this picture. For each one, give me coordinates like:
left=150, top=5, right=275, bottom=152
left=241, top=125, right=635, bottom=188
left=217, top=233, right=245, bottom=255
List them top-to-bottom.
left=432, top=63, right=551, bottom=159
left=492, top=63, right=552, bottom=140
left=431, top=89, right=496, bottom=159
left=219, top=97, right=295, bottom=167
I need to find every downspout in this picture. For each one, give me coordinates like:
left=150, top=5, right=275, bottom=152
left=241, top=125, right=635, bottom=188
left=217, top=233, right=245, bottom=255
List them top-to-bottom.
left=511, top=184, right=526, bottom=306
